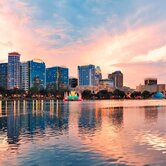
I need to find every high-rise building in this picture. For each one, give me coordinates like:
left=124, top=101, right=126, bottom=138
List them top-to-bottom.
left=7, top=52, right=21, bottom=89
left=29, top=59, right=46, bottom=89
left=20, top=62, right=29, bottom=91
left=0, top=63, right=8, bottom=89
left=78, top=64, right=95, bottom=86
left=46, top=66, right=69, bottom=91
left=95, top=66, right=102, bottom=85
left=108, top=71, right=123, bottom=88
left=69, top=77, right=78, bottom=88
left=144, top=78, right=157, bottom=85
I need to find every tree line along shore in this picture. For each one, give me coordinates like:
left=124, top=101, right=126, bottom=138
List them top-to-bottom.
left=0, top=86, right=163, bottom=100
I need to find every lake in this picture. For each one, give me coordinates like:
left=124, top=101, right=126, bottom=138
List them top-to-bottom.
left=0, top=100, right=166, bottom=166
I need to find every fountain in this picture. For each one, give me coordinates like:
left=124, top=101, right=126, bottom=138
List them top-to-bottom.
left=63, top=91, right=82, bottom=101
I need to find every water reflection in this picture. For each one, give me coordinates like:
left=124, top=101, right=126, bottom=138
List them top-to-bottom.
left=0, top=100, right=166, bottom=165
left=0, top=100, right=70, bottom=145
left=0, top=100, right=2, bottom=116
left=0, top=101, right=7, bottom=131
left=6, top=102, right=17, bottom=144
left=78, top=106, right=123, bottom=136
left=144, top=106, right=158, bottom=123
left=78, top=107, right=102, bottom=134
left=108, top=107, right=123, bottom=130
left=136, top=132, right=166, bottom=153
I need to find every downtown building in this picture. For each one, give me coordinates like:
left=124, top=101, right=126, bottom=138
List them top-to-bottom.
left=7, top=52, right=21, bottom=89
left=20, top=59, right=46, bottom=90
left=29, top=59, right=46, bottom=89
left=20, top=62, right=29, bottom=91
left=0, top=63, right=8, bottom=89
left=77, top=64, right=96, bottom=92
left=78, top=64, right=95, bottom=86
left=46, top=66, right=69, bottom=91
left=95, top=66, right=102, bottom=85
left=108, top=71, right=123, bottom=89
left=69, top=77, right=78, bottom=89
left=136, top=78, right=166, bottom=93
left=144, top=78, right=157, bottom=85
left=99, top=79, right=114, bottom=91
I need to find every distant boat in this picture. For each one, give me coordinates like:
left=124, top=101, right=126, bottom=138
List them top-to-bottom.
left=63, top=91, right=82, bottom=101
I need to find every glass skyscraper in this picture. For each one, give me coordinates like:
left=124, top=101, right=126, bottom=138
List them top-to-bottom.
left=7, top=52, right=21, bottom=89
left=29, top=59, right=46, bottom=89
left=20, top=62, right=29, bottom=91
left=0, top=63, right=8, bottom=89
left=78, top=64, right=95, bottom=86
left=46, top=66, right=69, bottom=91
left=95, top=66, right=102, bottom=85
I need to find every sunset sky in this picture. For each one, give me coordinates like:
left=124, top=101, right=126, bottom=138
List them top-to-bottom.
left=0, top=0, right=166, bottom=88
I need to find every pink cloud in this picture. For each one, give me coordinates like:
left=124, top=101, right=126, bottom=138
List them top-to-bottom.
left=0, top=0, right=166, bottom=88
left=45, top=22, right=165, bottom=86
left=113, top=61, right=166, bottom=88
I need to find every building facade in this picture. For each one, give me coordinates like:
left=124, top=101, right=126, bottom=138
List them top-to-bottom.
left=7, top=52, right=21, bottom=89
left=29, top=59, right=46, bottom=89
left=20, top=62, right=29, bottom=91
left=0, top=63, right=8, bottom=89
left=78, top=64, right=95, bottom=86
left=46, top=66, right=69, bottom=91
left=95, top=66, right=102, bottom=85
left=108, top=71, right=123, bottom=88
left=69, top=77, right=78, bottom=89
left=136, top=78, right=165, bottom=93
left=144, top=78, right=157, bottom=85
left=99, top=79, right=114, bottom=90
left=136, top=84, right=166, bottom=93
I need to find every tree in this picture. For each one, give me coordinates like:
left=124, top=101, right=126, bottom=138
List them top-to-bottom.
left=0, top=87, right=6, bottom=96
left=29, top=87, right=40, bottom=96
left=39, top=89, right=48, bottom=96
left=113, top=89, right=126, bottom=99
left=82, top=90, right=92, bottom=99
left=96, top=90, right=110, bottom=99
left=131, top=91, right=142, bottom=99
left=141, top=91, right=151, bottom=99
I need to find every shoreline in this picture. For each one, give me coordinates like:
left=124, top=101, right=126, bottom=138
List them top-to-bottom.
left=0, top=98, right=166, bottom=101
left=0, top=99, right=166, bottom=108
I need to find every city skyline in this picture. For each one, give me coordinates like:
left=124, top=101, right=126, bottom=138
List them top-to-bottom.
left=0, top=0, right=166, bottom=88
left=0, top=52, right=124, bottom=92
left=1, top=52, right=164, bottom=88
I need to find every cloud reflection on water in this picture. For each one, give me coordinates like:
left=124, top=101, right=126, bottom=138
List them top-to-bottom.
left=0, top=100, right=166, bottom=165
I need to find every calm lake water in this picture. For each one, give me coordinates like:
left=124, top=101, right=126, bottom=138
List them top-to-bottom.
left=0, top=100, right=166, bottom=166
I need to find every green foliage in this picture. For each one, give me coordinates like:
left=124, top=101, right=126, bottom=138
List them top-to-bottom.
left=0, top=86, right=154, bottom=100
left=0, top=87, right=6, bottom=95
left=29, top=87, right=40, bottom=95
left=39, top=89, right=48, bottom=96
left=113, top=89, right=126, bottom=99
left=82, top=90, right=92, bottom=99
left=96, top=90, right=113, bottom=99
left=131, top=91, right=142, bottom=98
left=141, top=91, right=152, bottom=99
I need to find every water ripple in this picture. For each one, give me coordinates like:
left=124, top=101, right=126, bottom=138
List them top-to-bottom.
left=0, top=100, right=166, bottom=165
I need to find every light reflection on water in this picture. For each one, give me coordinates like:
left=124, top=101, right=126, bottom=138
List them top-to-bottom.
left=0, top=100, right=166, bottom=165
